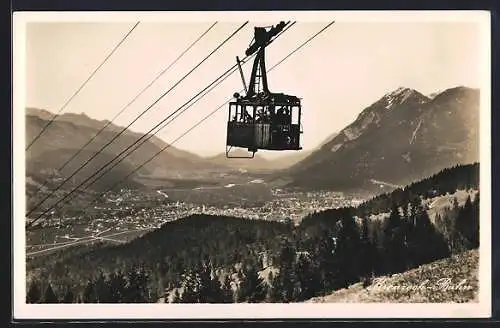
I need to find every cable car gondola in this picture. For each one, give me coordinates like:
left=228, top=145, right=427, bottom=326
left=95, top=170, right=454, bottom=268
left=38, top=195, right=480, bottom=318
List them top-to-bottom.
left=226, top=21, right=303, bottom=158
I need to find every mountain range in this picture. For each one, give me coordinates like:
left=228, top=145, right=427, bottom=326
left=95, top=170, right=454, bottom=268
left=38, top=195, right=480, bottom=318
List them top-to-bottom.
left=25, top=85, right=479, bottom=192
left=282, top=86, right=479, bottom=191
left=25, top=108, right=220, bottom=188
left=25, top=108, right=307, bottom=188
left=207, top=148, right=312, bottom=172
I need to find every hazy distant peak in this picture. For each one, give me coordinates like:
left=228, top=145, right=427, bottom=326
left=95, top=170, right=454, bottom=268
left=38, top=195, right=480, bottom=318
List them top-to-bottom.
left=440, top=85, right=478, bottom=95
left=426, top=86, right=478, bottom=101
left=430, top=86, right=479, bottom=103
left=26, top=107, right=56, bottom=120
left=209, top=148, right=267, bottom=161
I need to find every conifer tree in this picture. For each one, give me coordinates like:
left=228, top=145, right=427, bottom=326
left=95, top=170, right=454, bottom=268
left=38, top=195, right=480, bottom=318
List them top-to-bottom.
left=471, top=192, right=480, bottom=248
left=455, top=194, right=479, bottom=250
left=451, top=197, right=460, bottom=219
left=413, top=200, right=449, bottom=264
left=382, top=203, right=407, bottom=273
left=439, top=211, right=456, bottom=251
left=333, top=214, right=362, bottom=288
left=359, top=216, right=376, bottom=282
left=370, top=226, right=384, bottom=276
left=313, top=230, right=338, bottom=292
left=276, top=241, right=300, bottom=302
left=295, top=253, right=319, bottom=300
left=198, top=261, right=224, bottom=303
left=238, top=264, right=266, bottom=303
left=124, top=266, right=150, bottom=303
left=107, top=270, right=127, bottom=302
left=94, top=271, right=112, bottom=303
left=268, top=271, right=283, bottom=303
left=180, top=272, right=200, bottom=303
left=221, top=274, right=234, bottom=303
left=26, top=279, right=41, bottom=303
left=83, top=279, right=97, bottom=303
left=42, top=283, right=58, bottom=303
left=62, top=286, right=74, bottom=303
left=171, top=288, right=181, bottom=303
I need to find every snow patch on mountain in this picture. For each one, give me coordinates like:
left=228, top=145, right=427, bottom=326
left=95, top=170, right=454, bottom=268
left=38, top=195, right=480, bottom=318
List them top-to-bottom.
left=337, top=87, right=427, bottom=145
left=383, top=87, right=427, bottom=110
left=385, top=97, right=394, bottom=109
left=409, top=119, right=423, bottom=145
left=342, top=128, right=361, bottom=141
left=330, top=144, right=342, bottom=152
left=402, top=152, right=411, bottom=163
left=369, top=179, right=403, bottom=189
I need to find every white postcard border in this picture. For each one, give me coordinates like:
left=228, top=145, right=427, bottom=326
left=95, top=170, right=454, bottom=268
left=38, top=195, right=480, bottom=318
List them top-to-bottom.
left=12, top=10, right=492, bottom=319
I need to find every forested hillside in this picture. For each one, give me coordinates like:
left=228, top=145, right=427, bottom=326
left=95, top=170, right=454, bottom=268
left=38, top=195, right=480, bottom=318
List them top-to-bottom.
left=26, top=163, right=480, bottom=303
left=307, top=249, right=478, bottom=303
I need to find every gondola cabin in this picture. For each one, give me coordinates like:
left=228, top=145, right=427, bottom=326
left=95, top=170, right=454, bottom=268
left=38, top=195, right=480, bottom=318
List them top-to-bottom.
left=225, top=21, right=303, bottom=158
left=227, top=94, right=302, bottom=152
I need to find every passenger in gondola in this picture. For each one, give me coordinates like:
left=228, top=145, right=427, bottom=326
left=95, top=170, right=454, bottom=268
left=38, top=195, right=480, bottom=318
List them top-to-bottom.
left=268, top=105, right=275, bottom=122
left=258, top=107, right=273, bottom=124
left=275, top=107, right=286, bottom=125
left=255, top=108, right=264, bottom=123
left=264, top=108, right=273, bottom=123
left=284, top=108, right=291, bottom=125
left=243, top=109, right=252, bottom=123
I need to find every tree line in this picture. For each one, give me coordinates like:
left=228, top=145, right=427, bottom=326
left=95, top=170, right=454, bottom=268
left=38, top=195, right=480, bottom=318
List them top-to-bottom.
left=26, top=164, right=480, bottom=303
left=27, top=192, right=478, bottom=303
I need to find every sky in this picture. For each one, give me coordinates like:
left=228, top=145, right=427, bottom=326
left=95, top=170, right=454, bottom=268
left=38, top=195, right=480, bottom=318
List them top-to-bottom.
left=23, top=14, right=485, bottom=159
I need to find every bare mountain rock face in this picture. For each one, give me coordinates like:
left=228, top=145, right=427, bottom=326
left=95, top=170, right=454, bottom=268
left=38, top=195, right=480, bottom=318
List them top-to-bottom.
left=284, top=86, right=479, bottom=191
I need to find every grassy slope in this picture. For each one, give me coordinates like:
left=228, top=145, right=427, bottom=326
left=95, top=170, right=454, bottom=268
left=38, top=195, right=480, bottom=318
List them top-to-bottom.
left=307, top=249, right=478, bottom=303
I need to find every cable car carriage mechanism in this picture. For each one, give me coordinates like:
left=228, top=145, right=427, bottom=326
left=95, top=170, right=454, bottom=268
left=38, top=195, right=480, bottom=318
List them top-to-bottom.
left=226, top=21, right=303, bottom=158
